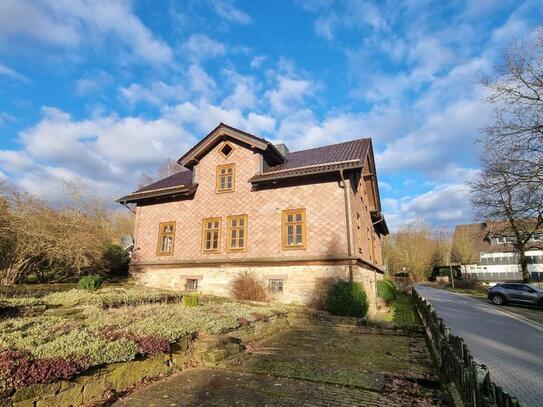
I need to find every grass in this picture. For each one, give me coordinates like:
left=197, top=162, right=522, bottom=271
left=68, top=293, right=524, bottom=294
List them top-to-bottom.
left=0, top=286, right=282, bottom=391
left=2, top=286, right=184, bottom=308
left=445, top=286, right=488, bottom=300
left=375, top=293, right=421, bottom=326
left=390, top=294, right=421, bottom=326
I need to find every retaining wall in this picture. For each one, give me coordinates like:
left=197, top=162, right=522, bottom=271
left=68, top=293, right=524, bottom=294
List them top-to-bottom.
left=7, top=314, right=288, bottom=407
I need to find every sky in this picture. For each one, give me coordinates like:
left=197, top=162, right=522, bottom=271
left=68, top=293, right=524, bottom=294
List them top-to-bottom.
left=0, top=0, right=542, bottom=231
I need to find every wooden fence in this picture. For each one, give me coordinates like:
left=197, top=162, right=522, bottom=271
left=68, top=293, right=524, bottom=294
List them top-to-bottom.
left=412, top=287, right=526, bottom=407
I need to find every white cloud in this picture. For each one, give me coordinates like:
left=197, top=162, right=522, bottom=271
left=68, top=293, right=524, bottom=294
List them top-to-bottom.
left=0, top=0, right=172, bottom=64
left=312, top=0, right=387, bottom=40
left=212, top=1, right=252, bottom=25
left=183, top=34, right=226, bottom=61
left=250, top=55, right=267, bottom=69
left=0, top=63, right=29, bottom=82
left=187, top=64, right=217, bottom=98
left=76, top=70, right=112, bottom=96
left=222, top=70, right=258, bottom=110
left=266, top=76, right=313, bottom=115
left=119, top=81, right=187, bottom=106
left=376, top=97, right=490, bottom=177
left=0, top=107, right=197, bottom=199
left=385, top=184, right=473, bottom=230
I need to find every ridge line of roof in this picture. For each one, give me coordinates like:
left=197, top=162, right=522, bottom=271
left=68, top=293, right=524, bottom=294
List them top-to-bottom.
left=285, top=137, right=371, bottom=155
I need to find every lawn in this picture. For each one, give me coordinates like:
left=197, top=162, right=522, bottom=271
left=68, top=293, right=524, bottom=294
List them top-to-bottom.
left=446, top=286, right=488, bottom=300
left=0, top=287, right=281, bottom=394
left=375, top=293, right=421, bottom=326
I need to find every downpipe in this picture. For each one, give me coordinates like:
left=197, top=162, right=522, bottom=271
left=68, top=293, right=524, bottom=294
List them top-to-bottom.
left=339, top=169, right=354, bottom=282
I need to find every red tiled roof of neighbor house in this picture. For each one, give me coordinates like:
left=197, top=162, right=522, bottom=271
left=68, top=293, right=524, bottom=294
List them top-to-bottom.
left=452, top=222, right=543, bottom=261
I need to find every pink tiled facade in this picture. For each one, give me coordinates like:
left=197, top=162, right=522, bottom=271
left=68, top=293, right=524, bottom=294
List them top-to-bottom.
left=128, top=127, right=386, bottom=307
left=133, top=141, right=349, bottom=262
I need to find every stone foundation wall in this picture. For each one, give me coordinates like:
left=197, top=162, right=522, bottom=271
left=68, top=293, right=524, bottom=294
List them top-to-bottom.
left=132, top=262, right=380, bottom=316
left=9, top=314, right=288, bottom=407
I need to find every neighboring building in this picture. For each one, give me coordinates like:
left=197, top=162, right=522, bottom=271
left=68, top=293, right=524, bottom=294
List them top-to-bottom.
left=118, top=123, right=389, bottom=309
left=452, top=222, right=543, bottom=282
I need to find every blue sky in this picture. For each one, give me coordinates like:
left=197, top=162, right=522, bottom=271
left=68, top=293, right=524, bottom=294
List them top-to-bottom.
left=0, top=0, right=542, bottom=230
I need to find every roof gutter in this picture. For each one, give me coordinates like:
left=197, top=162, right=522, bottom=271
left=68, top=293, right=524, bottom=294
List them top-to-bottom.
left=250, top=162, right=363, bottom=184
left=339, top=168, right=354, bottom=282
left=120, top=201, right=136, bottom=214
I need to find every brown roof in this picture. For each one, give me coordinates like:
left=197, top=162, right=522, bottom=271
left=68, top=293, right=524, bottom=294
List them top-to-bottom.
left=178, top=123, right=285, bottom=168
left=118, top=125, right=373, bottom=203
left=249, top=139, right=370, bottom=182
left=117, top=170, right=194, bottom=203
left=135, top=170, right=192, bottom=193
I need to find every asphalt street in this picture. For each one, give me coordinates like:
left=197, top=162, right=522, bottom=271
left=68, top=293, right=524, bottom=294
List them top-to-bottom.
left=416, top=285, right=543, bottom=407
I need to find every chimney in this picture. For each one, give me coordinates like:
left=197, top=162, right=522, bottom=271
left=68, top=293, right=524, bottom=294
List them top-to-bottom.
left=274, top=143, right=289, bottom=157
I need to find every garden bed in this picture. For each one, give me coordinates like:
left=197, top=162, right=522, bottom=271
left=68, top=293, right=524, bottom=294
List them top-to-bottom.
left=0, top=287, right=285, bottom=405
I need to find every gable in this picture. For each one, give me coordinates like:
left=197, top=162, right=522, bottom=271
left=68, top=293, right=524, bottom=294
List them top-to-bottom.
left=178, top=123, right=285, bottom=168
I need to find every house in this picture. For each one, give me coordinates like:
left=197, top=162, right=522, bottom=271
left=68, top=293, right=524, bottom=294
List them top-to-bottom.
left=117, top=123, right=389, bottom=309
left=452, top=222, right=543, bottom=282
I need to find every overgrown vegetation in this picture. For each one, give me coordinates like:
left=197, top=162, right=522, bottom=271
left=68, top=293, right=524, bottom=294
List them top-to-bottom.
left=0, top=181, right=133, bottom=286
left=382, top=221, right=452, bottom=281
left=230, top=272, right=268, bottom=302
left=77, top=275, right=104, bottom=291
left=377, top=279, right=397, bottom=303
left=326, top=281, right=368, bottom=318
left=0, top=287, right=278, bottom=392
left=4, top=287, right=184, bottom=309
left=182, top=294, right=199, bottom=307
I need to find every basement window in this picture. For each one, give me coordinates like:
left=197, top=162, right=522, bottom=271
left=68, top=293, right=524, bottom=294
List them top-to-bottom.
left=186, top=279, right=198, bottom=291
left=268, top=279, right=284, bottom=294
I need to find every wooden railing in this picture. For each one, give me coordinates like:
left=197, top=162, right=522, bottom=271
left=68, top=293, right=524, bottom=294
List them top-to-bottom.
left=412, top=287, right=526, bottom=407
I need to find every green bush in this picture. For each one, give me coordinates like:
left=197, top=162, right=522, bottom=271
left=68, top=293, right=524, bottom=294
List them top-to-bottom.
left=102, top=244, right=130, bottom=277
left=77, top=275, right=104, bottom=291
left=377, top=279, right=397, bottom=302
left=326, top=281, right=368, bottom=318
left=182, top=294, right=199, bottom=307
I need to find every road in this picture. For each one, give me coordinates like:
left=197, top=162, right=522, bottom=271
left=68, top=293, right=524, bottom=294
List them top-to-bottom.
left=416, top=285, right=543, bottom=407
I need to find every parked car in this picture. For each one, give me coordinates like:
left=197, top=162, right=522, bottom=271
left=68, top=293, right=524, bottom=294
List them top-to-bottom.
left=488, top=283, right=543, bottom=306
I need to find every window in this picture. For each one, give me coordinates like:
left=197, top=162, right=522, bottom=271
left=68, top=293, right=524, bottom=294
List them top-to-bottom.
left=219, top=141, right=234, bottom=158
left=216, top=164, right=235, bottom=193
left=282, top=209, right=306, bottom=250
left=226, top=215, right=248, bottom=252
left=202, top=217, right=221, bottom=253
left=157, top=221, right=175, bottom=255
left=185, top=279, right=198, bottom=291
left=268, top=279, right=283, bottom=294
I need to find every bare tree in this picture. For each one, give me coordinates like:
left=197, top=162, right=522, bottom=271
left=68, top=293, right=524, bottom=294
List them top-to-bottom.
left=481, top=30, right=543, bottom=184
left=472, top=31, right=543, bottom=281
left=471, top=155, right=543, bottom=281
left=138, top=158, right=183, bottom=189
left=0, top=181, right=134, bottom=285
left=384, top=221, right=447, bottom=281
left=451, top=227, right=478, bottom=269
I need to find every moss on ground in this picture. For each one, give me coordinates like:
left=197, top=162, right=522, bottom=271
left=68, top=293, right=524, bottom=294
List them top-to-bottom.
left=221, top=326, right=430, bottom=390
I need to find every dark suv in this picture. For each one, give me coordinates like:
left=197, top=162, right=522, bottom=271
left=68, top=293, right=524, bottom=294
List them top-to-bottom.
left=488, top=283, right=543, bottom=306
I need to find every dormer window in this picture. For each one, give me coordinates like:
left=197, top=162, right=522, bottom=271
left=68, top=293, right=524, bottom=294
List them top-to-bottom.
left=219, top=141, right=234, bottom=158
left=216, top=164, right=235, bottom=193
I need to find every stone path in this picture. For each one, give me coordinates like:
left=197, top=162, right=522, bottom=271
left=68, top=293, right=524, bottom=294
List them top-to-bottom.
left=416, top=285, right=543, bottom=407
left=113, top=324, right=446, bottom=406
